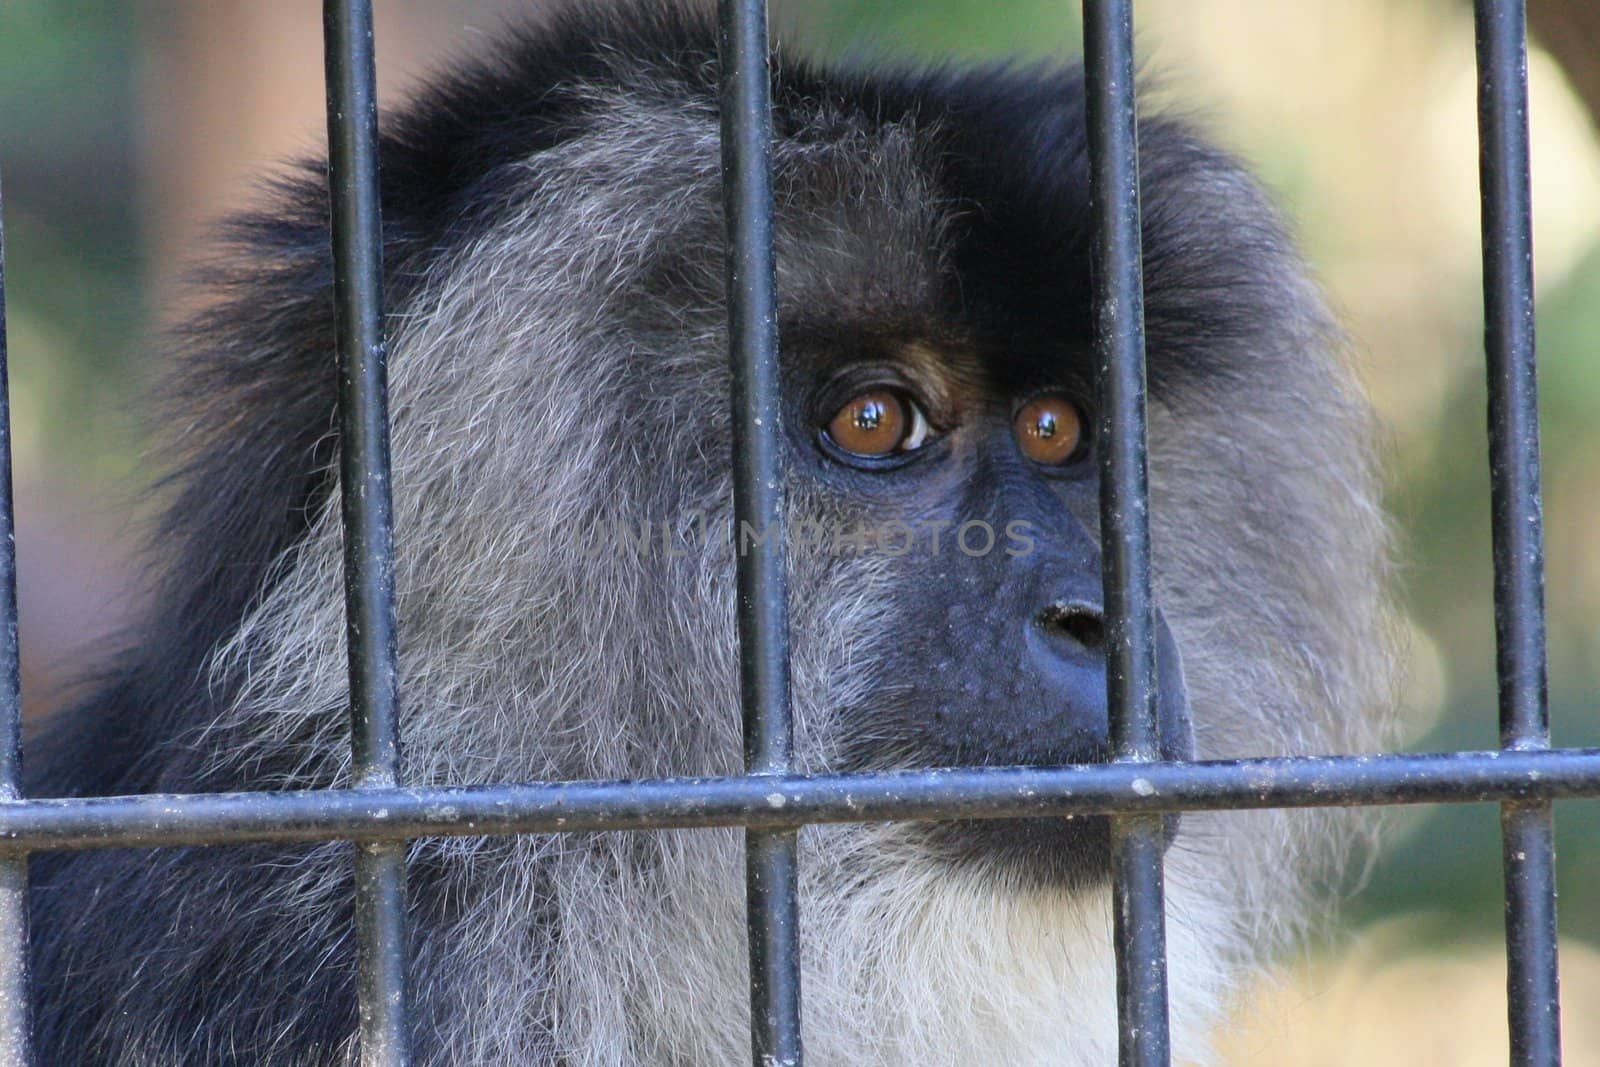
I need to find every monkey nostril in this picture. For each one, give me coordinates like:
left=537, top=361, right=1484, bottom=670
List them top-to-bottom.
left=1036, top=602, right=1106, bottom=651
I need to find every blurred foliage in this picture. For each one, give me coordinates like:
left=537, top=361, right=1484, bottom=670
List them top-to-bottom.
left=0, top=0, right=141, bottom=485
left=1, top=0, right=1597, bottom=964
left=782, top=0, right=1081, bottom=61
left=1354, top=241, right=1600, bottom=945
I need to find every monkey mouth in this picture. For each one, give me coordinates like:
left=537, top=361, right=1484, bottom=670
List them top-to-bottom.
left=842, top=729, right=1189, bottom=891
left=905, top=734, right=1185, bottom=891
left=920, top=810, right=1182, bottom=892
left=928, top=812, right=1113, bottom=889
left=922, top=813, right=1115, bottom=891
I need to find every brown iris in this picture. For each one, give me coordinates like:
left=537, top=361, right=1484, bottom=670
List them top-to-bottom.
left=826, top=389, right=923, bottom=457
left=1014, top=393, right=1085, bottom=465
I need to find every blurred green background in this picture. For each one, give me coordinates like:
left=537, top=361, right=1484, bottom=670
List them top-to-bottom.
left=1, top=1, right=1596, bottom=1061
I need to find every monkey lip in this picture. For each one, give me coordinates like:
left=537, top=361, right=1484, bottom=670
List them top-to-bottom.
left=847, top=732, right=1190, bottom=890
left=920, top=808, right=1183, bottom=892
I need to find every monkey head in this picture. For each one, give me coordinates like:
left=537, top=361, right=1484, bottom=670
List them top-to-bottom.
left=25, top=3, right=1402, bottom=1064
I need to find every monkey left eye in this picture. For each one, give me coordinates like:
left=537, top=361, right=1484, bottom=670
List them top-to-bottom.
left=822, top=388, right=932, bottom=460
left=1014, top=393, right=1088, bottom=466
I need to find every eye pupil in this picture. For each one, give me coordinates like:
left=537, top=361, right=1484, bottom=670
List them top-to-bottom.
left=1015, top=394, right=1085, bottom=466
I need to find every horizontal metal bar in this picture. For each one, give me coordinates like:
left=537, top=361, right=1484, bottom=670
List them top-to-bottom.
left=0, top=748, right=1594, bottom=852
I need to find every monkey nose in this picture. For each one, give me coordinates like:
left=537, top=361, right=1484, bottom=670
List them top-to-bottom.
left=1022, top=596, right=1196, bottom=764
left=1033, top=599, right=1107, bottom=655
left=1022, top=602, right=1112, bottom=755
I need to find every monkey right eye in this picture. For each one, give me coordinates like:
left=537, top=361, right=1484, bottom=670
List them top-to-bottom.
left=822, top=389, right=932, bottom=461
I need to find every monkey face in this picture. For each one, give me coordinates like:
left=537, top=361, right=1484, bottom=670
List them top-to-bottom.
left=782, top=336, right=1193, bottom=888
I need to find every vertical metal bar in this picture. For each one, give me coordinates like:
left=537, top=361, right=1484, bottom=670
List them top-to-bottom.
left=323, top=2, right=409, bottom=1064
left=716, top=2, right=802, bottom=1064
left=1082, top=2, right=1171, bottom=1065
left=1474, top=2, right=1562, bottom=1063
left=0, top=175, right=33, bottom=1067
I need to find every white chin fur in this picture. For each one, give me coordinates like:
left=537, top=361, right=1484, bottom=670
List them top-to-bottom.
left=611, top=827, right=1233, bottom=1067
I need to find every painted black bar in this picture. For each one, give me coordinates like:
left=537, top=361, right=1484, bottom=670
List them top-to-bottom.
left=1082, top=0, right=1170, bottom=1063
left=716, top=1, right=803, bottom=1064
left=323, top=2, right=410, bottom=1064
left=1474, top=2, right=1561, bottom=1063
left=0, top=175, right=32, bottom=1067
left=6, top=748, right=1594, bottom=852
left=1503, top=805, right=1560, bottom=1063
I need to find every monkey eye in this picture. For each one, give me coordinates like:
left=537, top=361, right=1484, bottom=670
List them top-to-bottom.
left=823, top=388, right=932, bottom=460
left=1014, top=393, right=1088, bottom=466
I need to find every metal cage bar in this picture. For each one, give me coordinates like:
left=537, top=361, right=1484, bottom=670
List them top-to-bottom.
left=323, top=1, right=411, bottom=1063
left=715, top=1, right=803, bottom=1063
left=1082, top=1, right=1172, bottom=1063
left=1474, top=2, right=1563, bottom=1063
left=0, top=175, right=31, bottom=1067
left=0, top=749, right=1592, bottom=852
